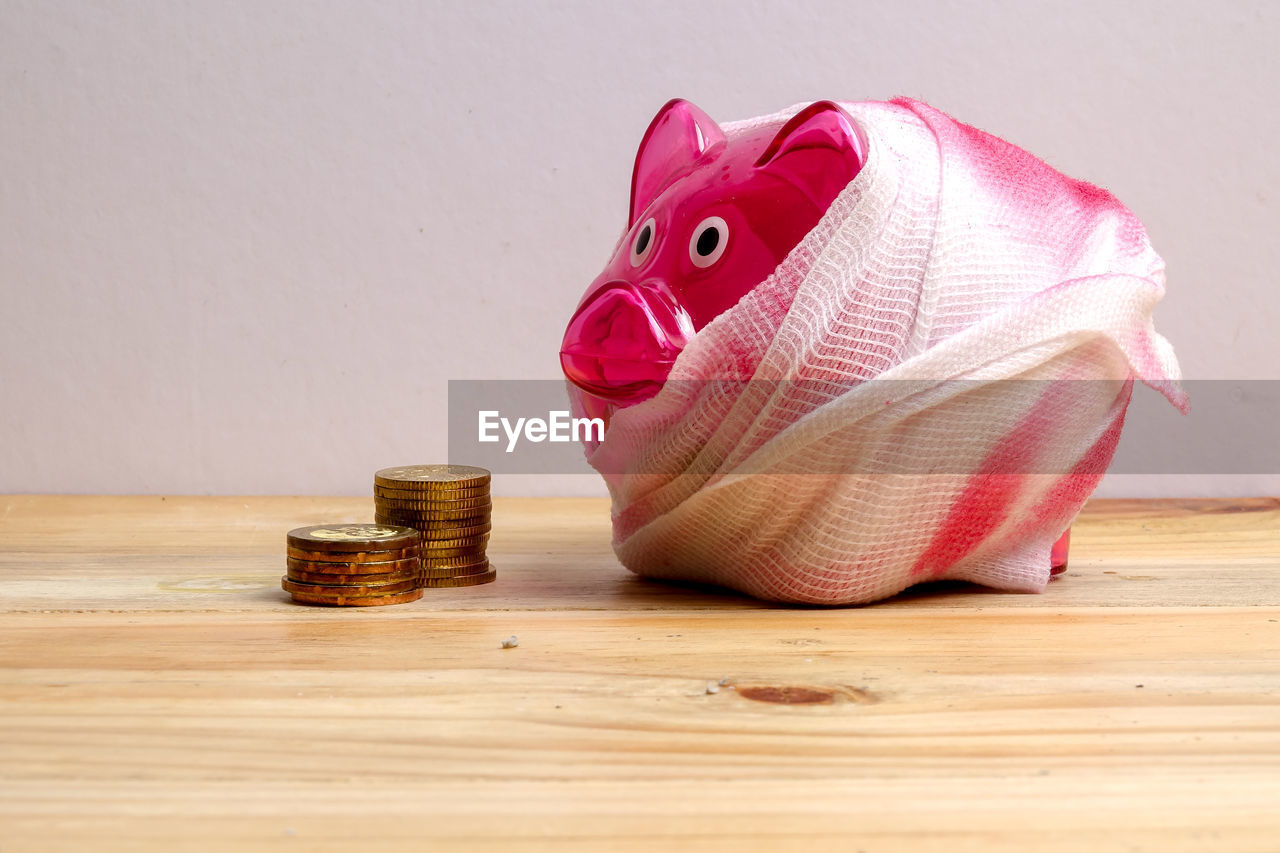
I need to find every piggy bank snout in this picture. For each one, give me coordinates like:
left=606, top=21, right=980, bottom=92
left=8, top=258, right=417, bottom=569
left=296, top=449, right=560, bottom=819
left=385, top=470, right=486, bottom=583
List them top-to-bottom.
left=560, top=279, right=694, bottom=403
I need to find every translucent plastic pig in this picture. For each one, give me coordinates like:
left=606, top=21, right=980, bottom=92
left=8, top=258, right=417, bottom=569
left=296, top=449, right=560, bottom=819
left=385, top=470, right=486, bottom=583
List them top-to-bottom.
left=560, top=98, right=1071, bottom=572
left=560, top=98, right=865, bottom=414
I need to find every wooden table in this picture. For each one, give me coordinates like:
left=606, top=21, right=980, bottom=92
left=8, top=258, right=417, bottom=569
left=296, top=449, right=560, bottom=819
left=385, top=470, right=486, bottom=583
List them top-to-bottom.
left=1, top=496, right=1277, bottom=851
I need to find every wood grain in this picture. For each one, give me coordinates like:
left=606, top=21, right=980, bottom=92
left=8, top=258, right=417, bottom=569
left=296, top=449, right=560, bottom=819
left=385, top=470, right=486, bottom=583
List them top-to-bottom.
left=1, top=495, right=1277, bottom=851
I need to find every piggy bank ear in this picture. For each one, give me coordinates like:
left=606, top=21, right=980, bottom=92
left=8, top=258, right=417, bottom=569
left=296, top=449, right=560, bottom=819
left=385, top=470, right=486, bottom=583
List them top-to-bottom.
left=630, top=99, right=726, bottom=225
left=754, top=101, right=866, bottom=211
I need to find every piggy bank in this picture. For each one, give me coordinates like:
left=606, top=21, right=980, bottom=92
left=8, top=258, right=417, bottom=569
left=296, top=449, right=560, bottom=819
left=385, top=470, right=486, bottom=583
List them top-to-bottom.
left=559, top=98, right=866, bottom=419
left=560, top=98, right=1072, bottom=573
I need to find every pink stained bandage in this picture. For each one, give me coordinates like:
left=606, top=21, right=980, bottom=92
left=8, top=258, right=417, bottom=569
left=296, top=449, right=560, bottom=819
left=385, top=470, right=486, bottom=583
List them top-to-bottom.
left=564, top=98, right=1185, bottom=605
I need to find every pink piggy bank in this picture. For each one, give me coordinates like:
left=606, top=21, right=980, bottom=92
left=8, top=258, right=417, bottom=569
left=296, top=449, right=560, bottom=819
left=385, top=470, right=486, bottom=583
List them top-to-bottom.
left=559, top=98, right=866, bottom=416
left=560, top=98, right=1072, bottom=573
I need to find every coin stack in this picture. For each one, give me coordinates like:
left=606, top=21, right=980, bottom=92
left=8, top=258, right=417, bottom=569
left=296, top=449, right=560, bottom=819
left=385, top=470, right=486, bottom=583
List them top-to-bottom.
left=373, top=465, right=495, bottom=587
left=283, top=524, right=424, bottom=606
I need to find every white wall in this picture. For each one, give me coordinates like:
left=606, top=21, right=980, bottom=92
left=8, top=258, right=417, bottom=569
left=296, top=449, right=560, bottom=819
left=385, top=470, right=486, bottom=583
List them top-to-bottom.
left=1, top=0, right=1277, bottom=496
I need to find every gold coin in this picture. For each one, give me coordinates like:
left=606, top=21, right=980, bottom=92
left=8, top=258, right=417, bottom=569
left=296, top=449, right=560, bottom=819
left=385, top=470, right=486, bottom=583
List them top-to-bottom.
left=374, top=465, right=490, bottom=491
left=374, top=486, right=490, bottom=502
left=373, top=500, right=492, bottom=518
left=371, top=504, right=488, bottom=517
left=375, top=507, right=487, bottom=522
left=377, top=513, right=490, bottom=529
left=371, top=516, right=491, bottom=539
left=371, top=517, right=488, bottom=545
left=415, top=521, right=492, bottom=540
left=287, top=524, right=420, bottom=553
left=416, top=532, right=489, bottom=550
left=411, top=544, right=488, bottom=559
left=286, top=545, right=419, bottom=563
left=418, top=551, right=493, bottom=569
left=286, top=555, right=421, bottom=575
left=420, top=559, right=489, bottom=578
left=287, top=567, right=419, bottom=585
left=420, top=568, right=497, bottom=588
left=281, top=577, right=418, bottom=596
left=287, top=588, right=424, bottom=607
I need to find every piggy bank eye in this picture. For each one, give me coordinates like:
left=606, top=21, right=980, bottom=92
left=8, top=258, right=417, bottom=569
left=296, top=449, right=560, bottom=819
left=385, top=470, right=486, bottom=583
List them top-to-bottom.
left=689, top=216, right=728, bottom=268
left=630, top=218, right=656, bottom=267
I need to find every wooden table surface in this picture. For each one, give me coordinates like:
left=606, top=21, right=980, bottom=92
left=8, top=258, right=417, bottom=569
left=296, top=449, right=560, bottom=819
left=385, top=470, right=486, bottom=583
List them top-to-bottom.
left=1, top=495, right=1278, bottom=852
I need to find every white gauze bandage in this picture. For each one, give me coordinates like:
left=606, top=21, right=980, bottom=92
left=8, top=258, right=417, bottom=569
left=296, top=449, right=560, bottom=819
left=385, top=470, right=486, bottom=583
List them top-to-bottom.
left=570, top=98, right=1186, bottom=605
